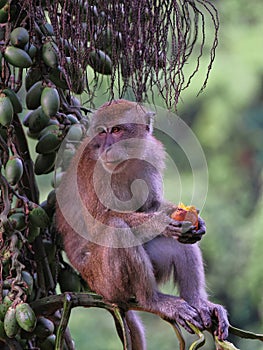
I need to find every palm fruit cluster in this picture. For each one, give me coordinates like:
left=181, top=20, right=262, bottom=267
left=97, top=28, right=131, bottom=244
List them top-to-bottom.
left=0, top=2, right=94, bottom=349
left=23, top=81, right=86, bottom=177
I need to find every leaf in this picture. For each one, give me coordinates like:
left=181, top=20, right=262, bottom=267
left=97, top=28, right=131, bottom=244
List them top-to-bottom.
left=215, top=336, right=240, bottom=350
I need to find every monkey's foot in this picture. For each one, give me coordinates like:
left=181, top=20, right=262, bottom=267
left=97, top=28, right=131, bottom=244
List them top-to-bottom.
left=157, top=297, right=204, bottom=334
left=195, top=301, right=229, bottom=340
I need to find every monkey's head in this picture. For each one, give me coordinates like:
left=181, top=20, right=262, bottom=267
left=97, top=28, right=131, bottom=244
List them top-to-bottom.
left=88, top=99, right=156, bottom=171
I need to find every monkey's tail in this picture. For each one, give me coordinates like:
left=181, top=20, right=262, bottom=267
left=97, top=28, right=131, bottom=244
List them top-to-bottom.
left=125, top=310, right=147, bottom=350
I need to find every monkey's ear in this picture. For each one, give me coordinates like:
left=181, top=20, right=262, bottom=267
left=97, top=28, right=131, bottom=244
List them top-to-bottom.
left=145, top=112, right=155, bottom=134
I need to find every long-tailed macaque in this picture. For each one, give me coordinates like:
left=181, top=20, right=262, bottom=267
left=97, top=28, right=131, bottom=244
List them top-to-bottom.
left=56, top=99, right=229, bottom=349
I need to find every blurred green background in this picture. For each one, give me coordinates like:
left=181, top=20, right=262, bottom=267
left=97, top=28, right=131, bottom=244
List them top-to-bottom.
left=33, top=0, right=263, bottom=349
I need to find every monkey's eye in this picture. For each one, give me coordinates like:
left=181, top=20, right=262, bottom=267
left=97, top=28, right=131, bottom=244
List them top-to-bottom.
left=96, top=126, right=106, bottom=135
left=111, top=126, right=122, bottom=134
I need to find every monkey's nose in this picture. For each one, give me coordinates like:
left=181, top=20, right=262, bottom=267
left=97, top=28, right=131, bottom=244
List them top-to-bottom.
left=105, top=145, right=112, bottom=153
left=103, top=146, right=114, bottom=162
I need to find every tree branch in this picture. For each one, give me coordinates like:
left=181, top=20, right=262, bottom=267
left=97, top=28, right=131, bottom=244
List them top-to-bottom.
left=30, top=292, right=263, bottom=347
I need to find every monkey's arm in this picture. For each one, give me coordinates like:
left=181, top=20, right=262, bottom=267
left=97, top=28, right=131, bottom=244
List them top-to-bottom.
left=114, top=206, right=205, bottom=243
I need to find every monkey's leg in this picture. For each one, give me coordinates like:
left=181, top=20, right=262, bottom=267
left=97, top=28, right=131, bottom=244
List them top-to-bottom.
left=99, top=237, right=204, bottom=335
left=148, top=237, right=229, bottom=340
left=173, top=243, right=229, bottom=340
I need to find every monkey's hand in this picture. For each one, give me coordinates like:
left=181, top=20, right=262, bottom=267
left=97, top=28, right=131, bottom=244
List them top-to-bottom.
left=163, top=216, right=206, bottom=244
left=177, top=216, right=206, bottom=244
left=192, top=300, right=229, bottom=340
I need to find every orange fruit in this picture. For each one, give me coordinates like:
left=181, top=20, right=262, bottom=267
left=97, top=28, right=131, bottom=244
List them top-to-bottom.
left=171, top=203, right=199, bottom=230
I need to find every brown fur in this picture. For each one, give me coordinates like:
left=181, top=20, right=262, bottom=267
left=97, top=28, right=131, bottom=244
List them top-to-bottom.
left=56, top=100, right=229, bottom=348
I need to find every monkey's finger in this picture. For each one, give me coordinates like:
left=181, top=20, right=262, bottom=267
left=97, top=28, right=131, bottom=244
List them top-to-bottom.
left=196, top=217, right=206, bottom=235
left=168, top=218, right=183, bottom=228
left=164, top=220, right=183, bottom=234
left=168, top=220, right=193, bottom=233
left=181, top=221, right=194, bottom=233
left=177, top=227, right=204, bottom=243
left=178, top=235, right=202, bottom=244
left=173, top=300, right=204, bottom=333
left=199, top=307, right=213, bottom=330
left=213, top=307, right=229, bottom=340
left=178, top=314, right=204, bottom=334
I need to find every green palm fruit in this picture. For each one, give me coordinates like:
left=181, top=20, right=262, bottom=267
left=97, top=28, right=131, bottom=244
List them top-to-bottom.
left=0, top=6, right=8, bottom=24
left=40, top=23, right=54, bottom=36
left=10, top=27, right=29, bottom=48
left=95, top=28, right=122, bottom=56
left=42, top=41, right=58, bottom=68
left=24, top=43, right=37, bottom=59
left=4, top=46, right=32, bottom=68
left=88, top=49, right=112, bottom=75
left=25, top=67, right=42, bottom=91
left=48, top=67, right=68, bottom=89
left=26, top=81, right=44, bottom=110
left=41, top=87, right=60, bottom=117
left=2, top=88, right=23, bottom=113
left=0, top=94, right=14, bottom=126
left=70, top=96, right=81, bottom=107
left=24, top=107, right=48, bottom=129
left=28, top=107, right=50, bottom=133
left=66, top=114, right=79, bottom=124
left=48, top=118, right=60, bottom=126
left=39, top=124, right=60, bottom=138
left=66, top=124, right=84, bottom=142
left=27, top=129, right=40, bottom=139
left=36, top=131, right=62, bottom=154
left=34, top=153, right=56, bottom=175
left=5, top=157, right=23, bottom=186
left=47, top=189, right=56, bottom=208
left=40, top=200, right=53, bottom=218
left=29, top=205, right=50, bottom=228
left=9, top=212, right=26, bottom=231
left=27, top=224, right=40, bottom=243
left=21, top=271, right=34, bottom=296
left=0, top=295, right=12, bottom=321
left=15, top=303, right=36, bottom=333
left=4, top=307, right=19, bottom=338
left=35, top=317, right=54, bottom=340
left=40, top=334, right=56, bottom=350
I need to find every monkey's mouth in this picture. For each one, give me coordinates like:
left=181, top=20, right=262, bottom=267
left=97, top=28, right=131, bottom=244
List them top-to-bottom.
left=102, top=153, right=126, bottom=165
left=101, top=158, right=127, bottom=173
left=105, top=159, right=121, bottom=164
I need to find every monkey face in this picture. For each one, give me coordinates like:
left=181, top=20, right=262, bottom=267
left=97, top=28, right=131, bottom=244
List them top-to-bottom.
left=90, top=123, right=150, bottom=172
